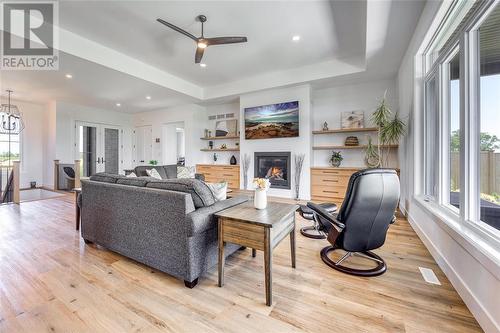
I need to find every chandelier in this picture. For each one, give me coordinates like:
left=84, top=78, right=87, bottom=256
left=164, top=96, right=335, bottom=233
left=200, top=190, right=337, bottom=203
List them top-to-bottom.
left=0, top=90, right=24, bottom=134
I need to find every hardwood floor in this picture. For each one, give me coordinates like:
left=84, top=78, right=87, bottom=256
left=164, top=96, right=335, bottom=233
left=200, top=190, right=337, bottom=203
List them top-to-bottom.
left=0, top=195, right=483, bottom=332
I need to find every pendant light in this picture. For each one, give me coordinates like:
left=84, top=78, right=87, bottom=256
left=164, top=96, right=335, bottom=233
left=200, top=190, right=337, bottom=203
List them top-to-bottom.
left=0, top=90, right=25, bottom=134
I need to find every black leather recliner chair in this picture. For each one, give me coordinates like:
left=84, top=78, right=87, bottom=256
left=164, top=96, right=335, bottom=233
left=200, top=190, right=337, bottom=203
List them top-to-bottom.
left=307, top=169, right=400, bottom=276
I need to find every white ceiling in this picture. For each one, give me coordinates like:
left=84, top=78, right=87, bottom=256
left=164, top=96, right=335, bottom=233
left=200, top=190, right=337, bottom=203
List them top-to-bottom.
left=0, top=1, right=426, bottom=112
left=58, top=1, right=365, bottom=87
left=0, top=52, right=196, bottom=113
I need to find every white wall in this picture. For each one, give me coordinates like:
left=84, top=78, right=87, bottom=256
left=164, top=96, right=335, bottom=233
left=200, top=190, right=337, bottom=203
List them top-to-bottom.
left=398, top=1, right=500, bottom=332
left=312, top=78, right=399, bottom=168
left=239, top=85, right=312, bottom=199
left=2, top=99, right=50, bottom=189
left=43, top=101, right=57, bottom=188
left=55, top=102, right=134, bottom=168
left=203, top=102, right=240, bottom=165
left=132, top=104, right=205, bottom=167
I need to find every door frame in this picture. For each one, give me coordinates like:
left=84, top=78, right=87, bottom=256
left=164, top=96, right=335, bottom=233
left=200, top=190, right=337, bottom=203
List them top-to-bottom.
left=74, top=121, right=123, bottom=174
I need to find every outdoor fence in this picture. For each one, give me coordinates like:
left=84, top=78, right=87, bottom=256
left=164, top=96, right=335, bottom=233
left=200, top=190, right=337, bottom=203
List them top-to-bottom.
left=450, top=151, right=500, bottom=195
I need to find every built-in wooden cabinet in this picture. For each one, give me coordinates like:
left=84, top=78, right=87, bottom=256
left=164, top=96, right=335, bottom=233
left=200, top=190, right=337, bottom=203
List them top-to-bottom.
left=196, top=164, right=240, bottom=189
left=310, top=167, right=361, bottom=205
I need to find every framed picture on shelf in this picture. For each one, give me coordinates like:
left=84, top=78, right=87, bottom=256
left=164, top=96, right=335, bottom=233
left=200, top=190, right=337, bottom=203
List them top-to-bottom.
left=341, top=111, right=364, bottom=129
left=215, top=119, right=238, bottom=137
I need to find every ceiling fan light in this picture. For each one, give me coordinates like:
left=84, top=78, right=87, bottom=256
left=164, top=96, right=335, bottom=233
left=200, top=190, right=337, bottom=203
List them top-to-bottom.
left=197, top=41, right=207, bottom=49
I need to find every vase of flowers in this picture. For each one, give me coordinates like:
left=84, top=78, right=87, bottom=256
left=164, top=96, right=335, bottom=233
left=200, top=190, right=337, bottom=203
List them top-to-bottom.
left=329, top=151, right=343, bottom=167
left=252, top=178, right=270, bottom=210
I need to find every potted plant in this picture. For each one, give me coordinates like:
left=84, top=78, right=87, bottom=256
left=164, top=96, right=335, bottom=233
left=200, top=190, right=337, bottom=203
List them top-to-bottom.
left=369, top=91, right=406, bottom=167
left=364, top=137, right=380, bottom=167
left=330, top=151, right=343, bottom=167
left=149, top=160, right=158, bottom=166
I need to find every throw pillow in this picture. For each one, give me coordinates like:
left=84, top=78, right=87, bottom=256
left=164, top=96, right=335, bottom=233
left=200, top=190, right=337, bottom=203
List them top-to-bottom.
left=177, top=166, right=196, bottom=179
left=146, top=168, right=162, bottom=179
left=126, top=172, right=137, bottom=178
left=207, top=182, right=228, bottom=201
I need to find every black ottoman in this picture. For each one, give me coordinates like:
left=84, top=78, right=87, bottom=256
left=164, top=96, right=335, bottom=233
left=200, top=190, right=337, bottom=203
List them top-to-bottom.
left=298, top=202, right=338, bottom=239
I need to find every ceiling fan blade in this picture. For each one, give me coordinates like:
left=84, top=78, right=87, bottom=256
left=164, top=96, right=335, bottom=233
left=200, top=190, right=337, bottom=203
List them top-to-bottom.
left=157, top=18, right=198, bottom=41
left=206, top=37, right=248, bottom=45
left=195, top=47, right=205, bottom=63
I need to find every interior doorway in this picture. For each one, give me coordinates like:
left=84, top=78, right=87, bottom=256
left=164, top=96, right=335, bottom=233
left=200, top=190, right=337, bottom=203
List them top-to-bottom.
left=75, top=122, right=122, bottom=177
left=162, top=122, right=185, bottom=165
left=133, top=125, right=152, bottom=165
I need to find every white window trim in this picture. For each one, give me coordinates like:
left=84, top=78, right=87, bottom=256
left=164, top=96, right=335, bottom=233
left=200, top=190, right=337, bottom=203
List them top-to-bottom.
left=415, top=0, right=500, bottom=276
left=414, top=195, right=500, bottom=279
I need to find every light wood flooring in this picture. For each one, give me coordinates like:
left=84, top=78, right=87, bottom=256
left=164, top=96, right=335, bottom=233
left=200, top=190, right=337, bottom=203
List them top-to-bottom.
left=0, top=195, right=483, bottom=332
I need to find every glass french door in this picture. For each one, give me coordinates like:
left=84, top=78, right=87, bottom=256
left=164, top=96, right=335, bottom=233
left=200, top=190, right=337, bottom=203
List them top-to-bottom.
left=76, top=122, right=122, bottom=177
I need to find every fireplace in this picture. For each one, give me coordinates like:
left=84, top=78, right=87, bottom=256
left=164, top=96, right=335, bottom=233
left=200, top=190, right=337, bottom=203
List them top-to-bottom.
left=254, top=152, right=291, bottom=189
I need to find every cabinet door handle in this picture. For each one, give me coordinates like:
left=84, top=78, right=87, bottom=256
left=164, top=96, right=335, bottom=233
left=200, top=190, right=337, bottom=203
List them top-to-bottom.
left=323, top=179, right=338, bottom=182
left=323, top=190, right=339, bottom=194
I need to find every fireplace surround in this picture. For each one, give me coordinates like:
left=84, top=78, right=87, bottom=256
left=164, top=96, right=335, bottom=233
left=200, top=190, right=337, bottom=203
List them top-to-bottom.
left=254, top=152, right=291, bottom=189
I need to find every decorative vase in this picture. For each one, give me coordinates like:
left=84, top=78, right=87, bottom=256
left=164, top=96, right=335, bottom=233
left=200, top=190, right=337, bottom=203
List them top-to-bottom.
left=230, top=155, right=237, bottom=165
left=331, top=159, right=341, bottom=167
left=254, top=189, right=267, bottom=210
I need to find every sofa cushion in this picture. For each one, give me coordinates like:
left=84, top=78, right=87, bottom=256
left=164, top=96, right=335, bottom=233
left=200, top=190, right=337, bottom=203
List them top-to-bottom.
left=164, top=165, right=178, bottom=179
left=134, top=166, right=168, bottom=179
left=89, top=172, right=125, bottom=183
left=116, top=177, right=152, bottom=187
left=147, top=178, right=215, bottom=208
left=185, top=196, right=249, bottom=236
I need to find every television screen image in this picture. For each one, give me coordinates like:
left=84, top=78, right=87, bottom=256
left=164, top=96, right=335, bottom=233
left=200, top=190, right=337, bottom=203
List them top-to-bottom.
left=244, top=101, right=299, bottom=139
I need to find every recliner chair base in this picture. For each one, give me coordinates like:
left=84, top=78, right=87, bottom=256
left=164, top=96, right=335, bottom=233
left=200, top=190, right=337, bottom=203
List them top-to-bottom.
left=300, top=225, right=326, bottom=239
left=320, top=245, right=387, bottom=277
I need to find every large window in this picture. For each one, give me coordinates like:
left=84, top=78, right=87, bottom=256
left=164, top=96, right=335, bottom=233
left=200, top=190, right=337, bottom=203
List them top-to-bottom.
left=423, top=1, right=500, bottom=235
left=478, top=5, right=500, bottom=231
left=448, top=52, right=461, bottom=211
left=424, top=74, right=439, bottom=198
left=0, top=133, right=20, bottom=167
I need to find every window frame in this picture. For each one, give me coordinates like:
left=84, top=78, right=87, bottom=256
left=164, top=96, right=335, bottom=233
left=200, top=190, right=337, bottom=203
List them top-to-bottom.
left=421, top=0, right=500, bottom=243
left=0, top=131, right=22, bottom=168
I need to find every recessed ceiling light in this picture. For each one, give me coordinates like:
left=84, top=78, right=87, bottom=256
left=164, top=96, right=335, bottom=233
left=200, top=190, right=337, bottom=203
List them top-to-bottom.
left=292, top=35, right=301, bottom=42
left=200, top=63, right=207, bottom=68
left=65, top=74, right=73, bottom=79
left=146, top=96, right=151, bottom=100
left=115, top=103, right=121, bottom=107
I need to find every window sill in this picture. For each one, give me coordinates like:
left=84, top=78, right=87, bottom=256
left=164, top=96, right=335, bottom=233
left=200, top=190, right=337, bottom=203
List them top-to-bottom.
left=413, top=196, right=500, bottom=280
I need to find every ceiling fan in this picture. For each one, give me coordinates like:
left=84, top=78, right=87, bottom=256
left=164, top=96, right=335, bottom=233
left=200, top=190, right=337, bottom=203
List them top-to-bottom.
left=157, top=15, right=247, bottom=64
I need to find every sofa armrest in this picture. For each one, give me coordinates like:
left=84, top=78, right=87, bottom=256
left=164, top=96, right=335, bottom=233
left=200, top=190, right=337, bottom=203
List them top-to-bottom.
left=185, top=195, right=249, bottom=236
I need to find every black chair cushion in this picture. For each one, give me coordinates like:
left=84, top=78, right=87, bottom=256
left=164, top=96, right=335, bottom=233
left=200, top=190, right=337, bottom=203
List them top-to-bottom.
left=63, top=167, right=75, bottom=178
left=337, top=169, right=400, bottom=252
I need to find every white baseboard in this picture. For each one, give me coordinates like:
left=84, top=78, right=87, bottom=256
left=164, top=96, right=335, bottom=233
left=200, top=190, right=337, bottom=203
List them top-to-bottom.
left=407, top=213, right=499, bottom=333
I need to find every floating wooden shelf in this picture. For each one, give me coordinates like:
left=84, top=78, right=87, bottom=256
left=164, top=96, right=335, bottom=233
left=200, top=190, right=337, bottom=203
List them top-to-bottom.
left=312, top=127, right=378, bottom=134
left=200, top=136, right=240, bottom=140
left=312, top=144, right=399, bottom=150
left=200, top=148, right=240, bottom=152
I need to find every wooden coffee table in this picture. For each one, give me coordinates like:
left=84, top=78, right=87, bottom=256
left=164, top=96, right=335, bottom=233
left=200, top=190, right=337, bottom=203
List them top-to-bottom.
left=215, top=201, right=299, bottom=306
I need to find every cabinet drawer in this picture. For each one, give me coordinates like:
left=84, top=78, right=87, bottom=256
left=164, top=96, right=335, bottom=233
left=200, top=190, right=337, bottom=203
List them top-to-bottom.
left=312, top=168, right=357, bottom=177
left=311, top=175, right=350, bottom=187
left=311, top=185, right=346, bottom=198
left=311, top=195, right=344, bottom=205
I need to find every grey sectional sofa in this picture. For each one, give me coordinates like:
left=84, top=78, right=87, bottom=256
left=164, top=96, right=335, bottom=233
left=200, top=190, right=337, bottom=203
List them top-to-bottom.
left=80, top=173, right=247, bottom=288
